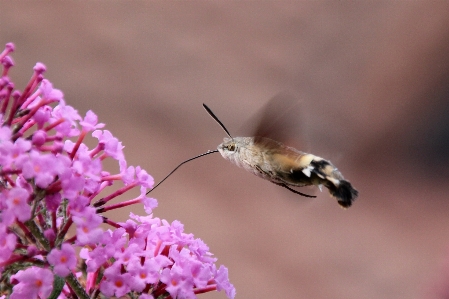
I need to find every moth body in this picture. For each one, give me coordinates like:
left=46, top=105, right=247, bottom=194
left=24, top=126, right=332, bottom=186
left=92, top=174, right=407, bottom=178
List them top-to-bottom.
left=148, top=103, right=359, bottom=208
left=218, top=136, right=358, bottom=208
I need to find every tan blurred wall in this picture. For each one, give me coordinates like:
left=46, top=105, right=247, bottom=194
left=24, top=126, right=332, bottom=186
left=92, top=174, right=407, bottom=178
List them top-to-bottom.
left=2, top=2, right=449, bottom=298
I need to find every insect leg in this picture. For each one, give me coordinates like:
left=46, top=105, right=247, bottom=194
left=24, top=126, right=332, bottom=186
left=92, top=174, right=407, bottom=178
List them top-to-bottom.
left=274, top=183, right=317, bottom=198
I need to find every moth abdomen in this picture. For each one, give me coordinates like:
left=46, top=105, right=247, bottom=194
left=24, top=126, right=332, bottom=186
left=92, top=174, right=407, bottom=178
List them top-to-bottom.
left=309, top=159, right=358, bottom=208
left=326, top=179, right=358, bottom=208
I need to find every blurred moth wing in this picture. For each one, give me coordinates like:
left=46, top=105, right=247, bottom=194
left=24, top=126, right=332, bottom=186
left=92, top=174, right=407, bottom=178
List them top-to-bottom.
left=240, top=93, right=308, bottom=150
left=205, top=98, right=358, bottom=208
left=147, top=101, right=358, bottom=209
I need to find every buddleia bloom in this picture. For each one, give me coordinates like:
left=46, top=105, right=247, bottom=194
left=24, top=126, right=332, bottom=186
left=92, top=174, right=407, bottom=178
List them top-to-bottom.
left=0, top=43, right=235, bottom=299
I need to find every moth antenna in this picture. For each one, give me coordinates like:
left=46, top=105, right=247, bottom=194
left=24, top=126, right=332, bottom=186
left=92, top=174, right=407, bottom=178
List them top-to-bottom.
left=203, top=103, right=233, bottom=138
left=146, top=149, right=219, bottom=195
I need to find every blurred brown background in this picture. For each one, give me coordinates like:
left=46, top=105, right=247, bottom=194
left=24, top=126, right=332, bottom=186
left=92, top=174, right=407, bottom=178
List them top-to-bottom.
left=2, top=2, right=449, bottom=299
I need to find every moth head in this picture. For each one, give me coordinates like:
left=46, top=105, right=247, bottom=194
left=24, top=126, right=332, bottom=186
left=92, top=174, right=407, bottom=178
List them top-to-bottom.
left=218, top=138, right=237, bottom=157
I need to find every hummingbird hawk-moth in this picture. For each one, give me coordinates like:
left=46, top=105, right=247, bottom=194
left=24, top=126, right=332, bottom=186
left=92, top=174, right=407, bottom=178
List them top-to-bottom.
left=148, top=101, right=358, bottom=208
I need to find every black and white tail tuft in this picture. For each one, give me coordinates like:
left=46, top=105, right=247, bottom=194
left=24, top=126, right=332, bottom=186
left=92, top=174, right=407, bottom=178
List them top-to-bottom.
left=310, top=159, right=358, bottom=208
left=327, top=179, right=358, bottom=208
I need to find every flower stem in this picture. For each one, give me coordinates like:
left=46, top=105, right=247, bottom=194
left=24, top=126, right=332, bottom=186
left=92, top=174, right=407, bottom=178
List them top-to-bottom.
left=25, top=219, right=50, bottom=251
left=65, top=272, right=90, bottom=299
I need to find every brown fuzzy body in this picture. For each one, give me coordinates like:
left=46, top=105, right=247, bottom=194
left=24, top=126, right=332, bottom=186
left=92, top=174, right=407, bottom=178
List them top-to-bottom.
left=218, top=136, right=358, bottom=208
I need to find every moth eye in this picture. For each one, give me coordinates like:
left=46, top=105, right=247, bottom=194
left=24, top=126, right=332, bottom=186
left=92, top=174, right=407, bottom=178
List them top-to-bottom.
left=227, top=144, right=236, bottom=151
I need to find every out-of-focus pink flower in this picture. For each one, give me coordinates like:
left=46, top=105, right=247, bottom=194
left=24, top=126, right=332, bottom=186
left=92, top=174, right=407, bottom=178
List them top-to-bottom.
left=0, top=42, right=235, bottom=299
left=80, top=110, right=105, bottom=132
left=5, top=187, right=31, bottom=222
left=0, top=224, right=16, bottom=264
left=47, top=243, right=77, bottom=277
left=10, top=267, right=54, bottom=299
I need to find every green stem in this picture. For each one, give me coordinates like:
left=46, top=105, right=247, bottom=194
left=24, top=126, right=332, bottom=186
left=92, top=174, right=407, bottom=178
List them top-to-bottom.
left=24, top=219, right=50, bottom=251
left=65, top=272, right=90, bottom=299
left=47, top=275, right=65, bottom=299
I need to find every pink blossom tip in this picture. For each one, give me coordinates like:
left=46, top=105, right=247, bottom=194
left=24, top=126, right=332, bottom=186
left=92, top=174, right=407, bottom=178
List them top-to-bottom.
left=5, top=43, right=15, bottom=52
left=1, top=56, right=14, bottom=68
left=33, top=62, right=46, bottom=74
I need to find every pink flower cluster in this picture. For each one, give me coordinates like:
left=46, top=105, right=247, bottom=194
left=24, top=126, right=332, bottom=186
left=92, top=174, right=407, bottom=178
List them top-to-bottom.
left=0, top=43, right=235, bottom=299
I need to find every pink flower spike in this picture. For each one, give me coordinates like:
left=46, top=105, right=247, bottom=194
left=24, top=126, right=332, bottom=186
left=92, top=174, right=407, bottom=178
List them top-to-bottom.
left=5, top=42, right=15, bottom=52
left=0, top=43, right=15, bottom=61
left=0, top=44, right=235, bottom=299
left=1, top=55, right=14, bottom=68
left=1, top=56, right=14, bottom=76
left=33, top=62, right=46, bottom=74
left=7, top=64, right=44, bottom=126
left=30, top=74, right=44, bottom=95
left=0, top=76, right=10, bottom=87
left=39, top=79, right=63, bottom=102
left=0, top=81, right=13, bottom=114
left=20, top=89, right=42, bottom=110
left=6, top=91, right=21, bottom=127
left=12, top=97, right=51, bottom=138
left=51, top=99, right=82, bottom=137
left=31, top=104, right=52, bottom=127
left=80, top=110, right=105, bottom=132
left=16, top=118, right=36, bottom=136
left=0, top=126, right=12, bottom=141
left=31, top=130, right=47, bottom=147
left=68, top=130, right=87, bottom=160
left=92, top=130, right=124, bottom=161
left=0, top=136, right=32, bottom=168
left=21, top=150, right=57, bottom=188
left=122, top=165, right=135, bottom=185
left=136, top=166, right=154, bottom=188
left=93, top=183, right=137, bottom=207
left=5, top=187, right=31, bottom=222
left=45, top=192, right=62, bottom=213
left=141, top=193, right=158, bottom=214
left=96, top=197, right=141, bottom=213
left=72, top=207, right=103, bottom=245
left=0, top=225, right=17, bottom=263
left=44, top=228, right=56, bottom=244
left=47, top=243, right=77, bottom=277
left=114, top=243, right=142, bottom=267
left=127, top=257, right=162, bottom=292
left=190, top=261, right=212, bottom=288
left=100, top=264, right=132, bottom=298
left=214, top=265, right=236, bottom=299
left=10, top=267, right=54, bottom=299
left=160, top=267, right=195, bottom=299
left=85, top=271, right=98, bottom=294
left=194, top=285, right=218, bottom=295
